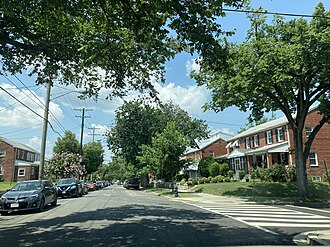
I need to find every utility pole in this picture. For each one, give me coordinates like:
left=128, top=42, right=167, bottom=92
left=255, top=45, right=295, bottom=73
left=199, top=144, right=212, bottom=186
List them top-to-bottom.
left=39, top=80, right=51, bottom=180
left=75, top=108, right=92, bottom=154
left=88, top=126, right=101, bottom=142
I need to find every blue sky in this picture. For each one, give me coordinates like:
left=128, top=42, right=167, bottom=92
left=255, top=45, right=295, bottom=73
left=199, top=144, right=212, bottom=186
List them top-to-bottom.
left=0, top=0, right=328, bottom=162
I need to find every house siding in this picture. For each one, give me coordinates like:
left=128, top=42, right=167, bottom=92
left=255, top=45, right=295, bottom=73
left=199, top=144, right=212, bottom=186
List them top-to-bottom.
left=226, top=108, right=330, bottom=179
left=304, top=109, right=330, bottom=177
left=0, top=140, right=40, bottom=182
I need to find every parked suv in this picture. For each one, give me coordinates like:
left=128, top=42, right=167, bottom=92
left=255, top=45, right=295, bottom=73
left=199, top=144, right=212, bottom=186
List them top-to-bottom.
left=56, top=178, right=83, bottom=198
left=123, top=178, right=140, bottom=190
left=0, top=180, right=57, bottom=215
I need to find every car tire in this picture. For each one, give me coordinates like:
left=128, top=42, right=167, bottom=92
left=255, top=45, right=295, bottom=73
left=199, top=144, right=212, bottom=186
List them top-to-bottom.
left=51, top=195, right=57, bottom=206
left=38, top=199, right=45, bottom=212
left=0, top=211, right=8, bottom=216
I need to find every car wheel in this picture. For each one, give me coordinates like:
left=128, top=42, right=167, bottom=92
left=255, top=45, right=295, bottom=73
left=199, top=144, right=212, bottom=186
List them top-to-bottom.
left=51, top=195, right=57, bottom=206
left=38, top=199, right=45, bottom=212
left=0, top=211, right=8, bottom=216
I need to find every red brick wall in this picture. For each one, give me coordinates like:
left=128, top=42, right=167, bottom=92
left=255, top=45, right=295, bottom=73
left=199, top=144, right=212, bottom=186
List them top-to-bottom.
left=304, top=109, right=330, bottom=177
left=202, top=140, right=227, bottom=158
left=0, top=142, right=15, bottom=182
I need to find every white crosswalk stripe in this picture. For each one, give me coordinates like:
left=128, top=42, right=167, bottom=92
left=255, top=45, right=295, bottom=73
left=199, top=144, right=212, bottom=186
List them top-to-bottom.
left=182, top=200, right=330, bottom=234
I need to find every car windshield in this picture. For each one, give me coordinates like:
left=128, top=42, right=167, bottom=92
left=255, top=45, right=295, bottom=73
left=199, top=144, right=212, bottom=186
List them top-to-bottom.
left=58, top=178, right=76, bottom=185
left=11, top=181, right=42, bottom=191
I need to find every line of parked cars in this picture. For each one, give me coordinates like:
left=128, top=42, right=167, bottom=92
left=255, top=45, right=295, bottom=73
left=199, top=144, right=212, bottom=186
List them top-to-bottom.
left=0, top=178, right=110, bottom=215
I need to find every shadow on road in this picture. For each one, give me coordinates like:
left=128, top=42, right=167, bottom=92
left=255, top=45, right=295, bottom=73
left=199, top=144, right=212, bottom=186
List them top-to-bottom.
left=0, top=203, right=293, bottom=246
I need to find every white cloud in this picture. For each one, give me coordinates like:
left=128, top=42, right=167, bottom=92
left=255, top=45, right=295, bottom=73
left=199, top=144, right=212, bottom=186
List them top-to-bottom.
left=185, top=58, right=200, bottom=77
left=154, top=82, right=208, bottom=116
left=0, top=83, right=63, bottom=128
left=28, top=136, right=52, bottom=158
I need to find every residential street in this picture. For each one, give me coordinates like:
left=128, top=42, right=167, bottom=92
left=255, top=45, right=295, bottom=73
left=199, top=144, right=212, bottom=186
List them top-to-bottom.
left=0, top=185, right=299, bottom=246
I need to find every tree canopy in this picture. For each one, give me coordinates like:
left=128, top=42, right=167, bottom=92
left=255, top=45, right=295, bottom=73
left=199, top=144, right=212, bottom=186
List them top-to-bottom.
left=0, top=0, right=244, bottom=98
left=194, top=2, right=330, bottom=198
left=106, top=100, right=208, bottom=168
left=137, top=122, right=189, bottom=181
left=53, top=131, right=80, bottom=154
left=83, top=141, right=104, bottom=174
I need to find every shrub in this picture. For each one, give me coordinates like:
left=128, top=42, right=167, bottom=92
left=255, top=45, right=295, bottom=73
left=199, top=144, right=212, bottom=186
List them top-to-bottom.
left=198, top=156, right=214, bottom=177
left=209, top=162, right=220, bottom=177
left=219, top=163, right=230, bottom=176
left=268, top=164, right=286, bottom=182
left=286, top=165, right=296, bottom=182
left=256, top=167, right=270, bottom=182
left=227, top=170, right=234, bottom=178
left=238, top=170, right=245, bottom=180
left=250, top=170, right=256, bottom=180
left=176, top=174, right=189, bottom=182
left=0, top=175, right=3, bottom=182
left=216, top=175, right=225, bottom=182
left=199, top=177, right=205, bottom=184
left=204, top=177, right=211, bottom=183
left=211, top=177, right=218, bottom=183
left=224, top=177, right=231, bottom=182
left=192, top=179, right=198, bottom=185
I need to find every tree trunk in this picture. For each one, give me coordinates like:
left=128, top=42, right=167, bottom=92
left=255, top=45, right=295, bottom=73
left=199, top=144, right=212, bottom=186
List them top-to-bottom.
left=293, top=127, right=309, bottom=198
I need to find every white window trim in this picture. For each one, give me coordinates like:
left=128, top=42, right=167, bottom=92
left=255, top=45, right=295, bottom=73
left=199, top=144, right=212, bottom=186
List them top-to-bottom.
left=305, top=126, right=313, bottom=138
left=277, top=128, right=284, bottom=142
left=266, top=131, right=272, bottom=144
left=253, top=135, right=259, bottom=147
left=245, top=137, right=250, bottom=149
left=309, top=152, right=319, bottom=167
left=18, top=168, right=25, bottom=177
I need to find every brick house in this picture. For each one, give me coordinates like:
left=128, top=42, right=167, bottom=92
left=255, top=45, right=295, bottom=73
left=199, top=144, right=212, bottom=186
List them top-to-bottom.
left=222, top=106, right=330, bottom=181
left=180, top=131, right=234, bottom=178
left=0, top=138, right=40, bottom=182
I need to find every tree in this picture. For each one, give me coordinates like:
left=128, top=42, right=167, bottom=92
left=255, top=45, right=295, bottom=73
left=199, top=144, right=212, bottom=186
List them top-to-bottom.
left=0, top=0, right=244, bottom=98
left=194, top=3, right=330, bottom=198
left=106, top=100, right=208, bottom=168
left=137, top=122, right=189, bottom=182
left=53, top=131, right=80, bottom=154
left=83, top=141, right=104, bottom=174
left=45, top=152, right=85, bottom=179
left=198, top=156, right=214, bottom=177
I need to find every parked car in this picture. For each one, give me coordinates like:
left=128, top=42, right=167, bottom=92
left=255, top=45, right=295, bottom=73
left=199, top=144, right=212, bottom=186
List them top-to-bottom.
left=56, top=178, right=83, bottom=198
left=123, top=178, right=140, bottom=190
left=0, top=180, right=57, bottom=215
left=80, top=180, right=88, bottom=195
left=95, top=181, right=104, bottom=190
left=86, top=182, right=96, bottom=191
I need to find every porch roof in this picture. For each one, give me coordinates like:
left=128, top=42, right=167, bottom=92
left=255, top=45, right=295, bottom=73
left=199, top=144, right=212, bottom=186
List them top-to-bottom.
left=245, top=142, right=289, bottom=155
left=227, top=149, right=249, bottom=159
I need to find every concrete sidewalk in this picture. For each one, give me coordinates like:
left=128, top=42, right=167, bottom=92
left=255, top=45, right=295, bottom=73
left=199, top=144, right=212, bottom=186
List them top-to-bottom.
left=174, top=192, right=330, bottom=246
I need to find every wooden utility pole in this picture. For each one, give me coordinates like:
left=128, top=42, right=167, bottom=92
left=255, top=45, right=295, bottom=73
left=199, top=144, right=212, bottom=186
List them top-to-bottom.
left=39, top=80, right=51, bottom=180
left=75, top=108, right=92, bottom=154
left=88, top=126, right=101, bottom=142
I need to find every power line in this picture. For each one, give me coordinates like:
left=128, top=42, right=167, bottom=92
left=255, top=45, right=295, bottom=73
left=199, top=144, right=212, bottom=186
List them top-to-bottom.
left=222, top=8, right=330, bottom=19
left=0, top=85, right=62, bottom=137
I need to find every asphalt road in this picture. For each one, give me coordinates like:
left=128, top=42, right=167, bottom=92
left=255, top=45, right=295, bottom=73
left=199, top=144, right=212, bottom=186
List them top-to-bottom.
left=0, top=185, right=295, bottom=247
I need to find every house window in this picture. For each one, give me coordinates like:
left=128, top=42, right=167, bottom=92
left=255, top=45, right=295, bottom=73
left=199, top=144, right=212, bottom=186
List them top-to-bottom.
left=305, top=126, right=313, bottom=138
left=277, top=128, right=285, bottom=142
left=266, top=131, right=273, bottom=144
left=253, top=135, right=259, bottom=147
left=245, top=137, right=250, bottom=149
left=235, top=140, right=240, bottom=148
left=0, top=149, right=6, bottom=157
left=209, top=151, right=215, bottom=157
left=309, top=152, right=318, bottom=167
left=280, top=153, right=287, bottom=164
left=31, top=167, right=35, bottom=176
left=18, top=168, right=25, bottom=177
left=312, top=176, right=321, bottom=182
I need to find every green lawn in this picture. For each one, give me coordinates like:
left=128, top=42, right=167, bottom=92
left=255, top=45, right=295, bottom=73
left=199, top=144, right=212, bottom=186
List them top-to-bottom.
left=190, top=181, right=330, bottom=203
left=0, top=182, right=17, bottom=191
